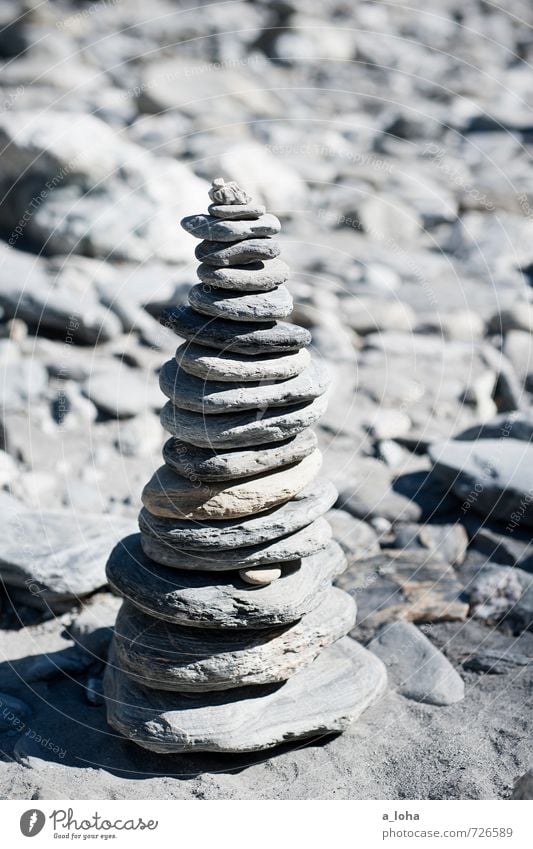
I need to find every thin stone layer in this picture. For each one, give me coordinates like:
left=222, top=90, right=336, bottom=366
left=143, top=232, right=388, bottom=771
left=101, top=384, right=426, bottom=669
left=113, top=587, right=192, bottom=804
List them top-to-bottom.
left=208, top=202, right=265, bottom=219
left=181, top=213, right=280, bottom=241
left=195, top=238, right=280, bottom=267
left=197, top=258, right=289, bottom=291
left=188, top=283, right=293, bottom=322
left=161, top=305, right=311, bottom=355
left=175, top=342, right=310, bottom=382
left=159, top=359, right=327, bottom=414
left=160, top=394, right=327, bottom=448
left=162, top=430, right=317, bottom=480
left=141, top=450, right=322, bottom=520
left=139, top=479, right=336, bottom=549
left=140, top=516, right=332, bottom=570
left=106, top=535, right=347, bottom=629
left=112, top=589, right=355, bottom=692
left=104, top=638, right=387, bottom=753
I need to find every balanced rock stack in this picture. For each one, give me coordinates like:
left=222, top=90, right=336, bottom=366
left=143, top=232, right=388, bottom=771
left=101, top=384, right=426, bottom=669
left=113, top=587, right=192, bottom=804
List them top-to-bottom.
left=103, top=178, right=386, bottom=754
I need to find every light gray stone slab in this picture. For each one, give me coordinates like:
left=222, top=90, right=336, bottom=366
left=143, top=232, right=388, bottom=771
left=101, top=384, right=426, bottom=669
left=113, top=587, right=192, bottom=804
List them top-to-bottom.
left=208, top=202, right=265, bottom=219
left=181, top=212, right=280, bottom=241
left=195, top=238, right=280, bottom=267
left=197, top=258, right=289, bottom=291
left=188, top=282, right=292, bottom=322
left=161, top=305, right=311, bottom=354
left=176, top=342, right=310, bottom=382
left=159, top=358, right=328, bottom=414
left=83, top=363, right=163, bottom=419
left=160, top=393, right=327, bottom=448
left=162, top=429, right=318, bottom=480
left=429, top=438, right=533, bottom=527
left=141, top=449, right=322, bottom=519
left=139, top=479, right=336, bottom=549
left=0, top=493, right=134, bottom=606
left=326, top=509, right=381, bottom=560
left=140, top=516, right=332, bottom=570
left=106, top=534, right=347, bottom=629
left=112, top=588, right=355, bottom=691
left=368, top=621, right=464, bottom=706
left=104, top=637, right=387, bottom=753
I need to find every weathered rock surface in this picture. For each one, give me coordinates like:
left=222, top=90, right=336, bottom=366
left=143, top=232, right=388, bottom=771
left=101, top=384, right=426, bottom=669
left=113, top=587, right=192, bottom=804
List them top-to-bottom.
left=208, top=202, right=266, bottom=219
left=181, top=212, right=281, bottom=241
left=195, top=237, right=280, bottom=267
left=197, top=258, right=290, bottom=291
left=188, top=283, right=293, bottom=322
left=161, top=305, right=311, bottom=354
left=176, top=342, right=310, bottom=382
left=159, top=358, right=327, bottom=413
left=84, top=363, right=163, bottom=419
left=160, top=393, right=327, bottom=448
left=162, top=430, right=318, bottom=480
left=429, top=439, right=533, bottom=526
left=141, top=450, right=322, bottom=520
left=139, top=479, right=336, bottom=549
left=0, top=493, right=134, bottom=607
left=326, top=509, right=381, bottom=560
left=140, top=516, right=331, bottom=570
left=106, top=535, right=347, bottom=629
left=338, top=549, right=469, bottom=636
left=113, top=589, right=355, bottom=691
left=369, top=621, right=465, bottom=705
left=104, top=638, right=386, bottom=753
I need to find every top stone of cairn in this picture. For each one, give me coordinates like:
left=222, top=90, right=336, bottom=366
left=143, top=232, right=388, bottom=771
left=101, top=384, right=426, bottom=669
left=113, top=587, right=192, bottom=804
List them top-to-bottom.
left=209, top=177, right=252, bottom=205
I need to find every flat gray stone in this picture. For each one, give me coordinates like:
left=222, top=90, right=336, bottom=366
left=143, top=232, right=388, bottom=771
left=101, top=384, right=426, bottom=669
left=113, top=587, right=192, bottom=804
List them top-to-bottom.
left=208, top=202, right=265, bottom=219
left=181, top=212, right=280, bottom=241
left=195, top=238, right=280, bottom=267
left=197, top=258, right=290, bottom=291
left=188, top=283, right=293, bottom=322
left=161, top=305, right=311, bottom=354
left=176, top=342, right=310, bottom=382
left=159, top=359, right=328, bottom=414
left=84, top=363, right=163, bottom=419
left=160, top=393, right=327, bottom=448
left=162, top=429, right=318, bottom=480
left=429, top=438, right=533, bottom=527
left=141, top=449, right=322, bottom=519
left=139, top=479, right=336, bottom=549
left=0, top=492, right=134, bottom=607
left=326, top=509, right=381, bottom=560
left=140, top=516, right=332, bottom=570
left=391, top=522, right=468, bottom=567
left=106, top=534, right=347, bottom=629
left=112, top=589, right=355, bottom=691
left=368, top=621, right=464, bottom=706
left=104, top=637, right=387, bottom=753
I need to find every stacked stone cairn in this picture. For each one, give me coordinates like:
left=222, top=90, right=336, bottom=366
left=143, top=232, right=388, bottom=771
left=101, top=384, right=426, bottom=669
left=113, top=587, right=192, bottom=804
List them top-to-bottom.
left=104, top=178, right=386, bottom=754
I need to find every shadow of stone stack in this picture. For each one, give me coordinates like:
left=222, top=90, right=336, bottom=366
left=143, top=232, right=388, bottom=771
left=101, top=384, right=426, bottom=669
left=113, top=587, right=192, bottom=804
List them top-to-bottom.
left=103, top=178, right=386, bottom=754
